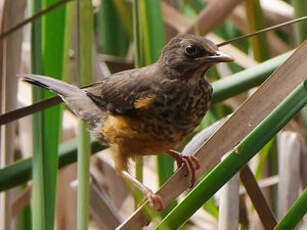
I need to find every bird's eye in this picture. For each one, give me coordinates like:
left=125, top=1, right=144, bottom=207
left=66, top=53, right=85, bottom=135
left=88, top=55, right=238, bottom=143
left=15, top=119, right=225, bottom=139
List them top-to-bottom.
left=185, top=45, right=199, bottom=57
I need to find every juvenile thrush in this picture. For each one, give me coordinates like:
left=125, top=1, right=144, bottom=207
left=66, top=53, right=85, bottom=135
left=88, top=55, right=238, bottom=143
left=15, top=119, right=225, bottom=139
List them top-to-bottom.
left=22, top=34, right=233, bottom=211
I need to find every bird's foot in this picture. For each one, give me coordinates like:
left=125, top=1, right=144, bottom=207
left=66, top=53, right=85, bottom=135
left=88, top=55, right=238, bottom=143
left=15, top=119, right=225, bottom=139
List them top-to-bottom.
left=167, top=150, right=200, bottom=187
left=121, top=171, right=165, bottom=211
left=137, top=188, right=165, bottom=212
left=146, top=191, right=165, bottom=212
left=136, top=192, right=164, bottom=226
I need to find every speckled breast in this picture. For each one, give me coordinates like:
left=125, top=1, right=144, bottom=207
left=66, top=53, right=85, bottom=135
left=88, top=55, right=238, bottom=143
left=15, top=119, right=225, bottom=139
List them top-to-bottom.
left=137, top=77, right=213, bottom=144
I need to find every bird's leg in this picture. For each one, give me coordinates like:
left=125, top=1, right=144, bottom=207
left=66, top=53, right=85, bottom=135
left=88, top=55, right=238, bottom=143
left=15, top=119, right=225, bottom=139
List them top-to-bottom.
left=114, top=146, right=164, bottom=211
left=167, top=150, right=200, bottom=187
left=120, top=171, right=165, bottom=211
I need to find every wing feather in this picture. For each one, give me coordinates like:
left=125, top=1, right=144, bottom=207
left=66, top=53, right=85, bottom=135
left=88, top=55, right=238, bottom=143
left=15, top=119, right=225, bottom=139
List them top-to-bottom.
left=83, top=68, right=157, bottom=115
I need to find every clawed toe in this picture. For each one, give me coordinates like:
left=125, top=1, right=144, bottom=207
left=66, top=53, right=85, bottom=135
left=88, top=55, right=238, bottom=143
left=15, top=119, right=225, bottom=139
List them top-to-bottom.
left=167, top=150, right=200, bottom=188
left=121, top=171, right=165, bottom=212
left=147, top=192, right=165, bottom=211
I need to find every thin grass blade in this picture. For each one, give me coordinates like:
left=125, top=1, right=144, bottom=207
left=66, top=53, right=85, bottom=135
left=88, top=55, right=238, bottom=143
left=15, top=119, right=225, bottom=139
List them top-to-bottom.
left=77, top=0, right=93, bottom=229
left=97, top=0, right=130, bottom=57
left=245, top=0, right=269, bottom=61
left=292, top=0, right=307, bottom=45
left=30, top=1, right=46, bottom=229
left=274, top=188, right=307, bottom=230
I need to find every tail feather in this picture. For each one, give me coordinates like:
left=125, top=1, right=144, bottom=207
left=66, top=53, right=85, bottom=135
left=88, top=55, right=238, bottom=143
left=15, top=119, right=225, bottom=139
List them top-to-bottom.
left=22, top=74, right=105, bottom=130
left=23, top=74, right=81, bottom=97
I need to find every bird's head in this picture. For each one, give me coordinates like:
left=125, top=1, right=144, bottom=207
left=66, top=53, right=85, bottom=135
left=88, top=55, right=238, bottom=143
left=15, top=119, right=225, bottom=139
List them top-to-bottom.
left=159, top=34, right=234, bottom=78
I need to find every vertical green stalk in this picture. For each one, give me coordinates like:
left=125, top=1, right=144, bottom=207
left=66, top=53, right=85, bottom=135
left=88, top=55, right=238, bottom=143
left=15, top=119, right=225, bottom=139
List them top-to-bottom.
left=31, top=0, right=68, bottom=227
left=31, top=0, right=68, bottom=228
left=77, top=0, right=93, bottom=229
left=97, top=0, right=130, bottom=57
left=112, top=0, right=133, bottom=39
left=132, top=0, right=144, bottom=207
left=133, top=0, right=143, bottom=68
left=142, top=0, right=165, bottom=64
left=245, top=0, right=269, bottom=62
left=292, top=0, right=307, bottom=45
left=31, top=1, right=45, bottom=229
left=41, top=1, right=67, bottom=229
left=63, top=1, right=74, bottom=82
left=77, top=122, right=91, bottom=230
left=255, top=139, right=274, bottom=180
left=17, top=205, right=32, bottom=230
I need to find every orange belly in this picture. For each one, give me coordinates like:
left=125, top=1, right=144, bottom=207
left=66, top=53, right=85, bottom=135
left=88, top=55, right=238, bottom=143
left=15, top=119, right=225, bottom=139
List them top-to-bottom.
left=102, top=114, right=182, bottom=158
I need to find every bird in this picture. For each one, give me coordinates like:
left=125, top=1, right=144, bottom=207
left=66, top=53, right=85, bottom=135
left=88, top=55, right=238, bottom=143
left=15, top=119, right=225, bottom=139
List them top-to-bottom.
left=22, top=34, right=233, bottom=211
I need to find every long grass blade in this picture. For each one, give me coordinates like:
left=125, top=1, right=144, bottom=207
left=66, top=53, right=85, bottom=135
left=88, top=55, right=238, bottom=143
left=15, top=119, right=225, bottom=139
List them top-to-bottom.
left=77, top=0, right=93, bottom=229
left=97, top=0, right=130, bottom=57
left=132, top=0, right=144, bottom=191
left=141, top=0, right=165, bottom=64
left=245, top=0, right=269, bottom=61
left=292, top=0, right=307, bottom=45
left=30, top=1, right=46, bottom=229
left=31, top=1, right=49, bottom=230
left=39, top=1, right=67, bottom=229
left=0, top=140, right=105, bottom=192
left=274, top=188, right=307, bottom=230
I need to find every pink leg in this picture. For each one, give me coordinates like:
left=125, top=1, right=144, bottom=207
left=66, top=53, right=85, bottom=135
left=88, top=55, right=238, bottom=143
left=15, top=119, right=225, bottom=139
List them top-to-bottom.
left=167, top=150, right=200, bottom=187
left=121, top=171, right=165, bottom=211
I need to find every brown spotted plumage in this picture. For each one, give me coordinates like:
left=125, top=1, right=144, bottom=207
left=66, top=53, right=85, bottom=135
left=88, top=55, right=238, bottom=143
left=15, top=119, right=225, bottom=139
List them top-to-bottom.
left=22, top=34, right=233, bottom=211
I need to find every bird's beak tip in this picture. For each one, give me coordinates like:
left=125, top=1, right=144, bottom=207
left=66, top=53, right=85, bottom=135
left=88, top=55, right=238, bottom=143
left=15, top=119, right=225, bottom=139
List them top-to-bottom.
left=194, top=51, right=234, bottom=63
left=214, top=51, right=234, bottom=62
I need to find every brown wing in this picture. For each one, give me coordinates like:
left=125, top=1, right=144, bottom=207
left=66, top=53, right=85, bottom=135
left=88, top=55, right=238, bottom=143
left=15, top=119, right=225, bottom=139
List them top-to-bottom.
left=83, top=68, right=157, bottom=115
left=134, top=95, right=156, bottom=109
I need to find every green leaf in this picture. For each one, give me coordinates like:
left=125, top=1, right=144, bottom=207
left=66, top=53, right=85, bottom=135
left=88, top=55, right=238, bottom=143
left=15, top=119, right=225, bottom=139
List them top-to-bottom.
left=30, top=0, right=68, bottom=229
left=30, top=0, right=45, bottom=228
left=77, top=0, right=93, bottom=229
left=97, top=0, right=130, bottom=57
left=141, top=0, right=165, bottom=64
left=245, top=0, right=270, bottom=61
left=292, top=0, right=307, bottom=45
left=41, top=1, right=67, bottom=228
left=255, top=138, right=274, bottom=180
left=0, top=140, right=105, bottom=192
left=274, top=188, right=307, bottom=230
